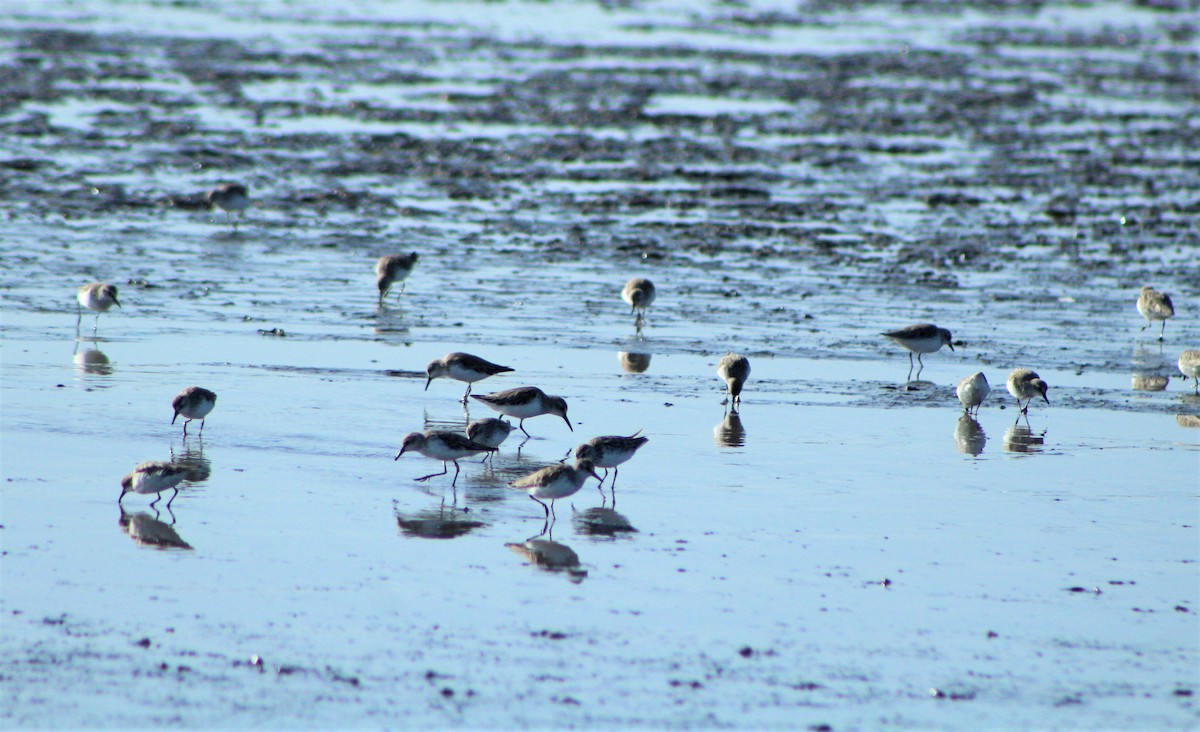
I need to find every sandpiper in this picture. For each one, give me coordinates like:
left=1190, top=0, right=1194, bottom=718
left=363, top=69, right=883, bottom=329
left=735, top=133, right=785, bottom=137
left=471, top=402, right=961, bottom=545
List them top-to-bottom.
left=206, top=183, right=249, bottom=231
left=376, top=253, right=419, bottom=304
left=622, top=277, right=656, bottom=325
left=76, top=282, right=121, bottom=330
left=1137, top=286, right=1175, bottom=340
left=882, top=323, right=955, bottom=374
left=1178, top=350, right=1200, bottom=394
left=425, top=352, right=514, bottom=402
left=717, top=352, right=751, bottom=409
left=1006, top=368, right=1050, bottom=417
left=956, top=372, right=990, bottom=416
left=171, top=386, right=217, bottom=436
left=470, top=386, right=571, bottom=436
left=466, top=418, right=515, bottom=461
left=394, top=431, right=496, bottom=486
left=574, top=432, right=649, bottom=490
left=511, top=459, right=601, bottom=520
left=120, top=460, right=189, bottom=509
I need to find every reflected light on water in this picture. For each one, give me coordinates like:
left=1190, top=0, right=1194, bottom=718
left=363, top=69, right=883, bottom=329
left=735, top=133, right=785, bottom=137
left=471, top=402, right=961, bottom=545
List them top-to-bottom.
left=618, top=351, right=652, bottom=374
left=713, top=410, right=746, bottom=448
left=954, top=414, right=986, bottom=456
left=1003, top=424, right=1046, bottom=454
left=395, top=505, right=487, bottom=539
left=572, top=506, right=637, bottom=538
left=119, top=508, right=193, bottom=550
left=506, top=537, right=587, bottom=583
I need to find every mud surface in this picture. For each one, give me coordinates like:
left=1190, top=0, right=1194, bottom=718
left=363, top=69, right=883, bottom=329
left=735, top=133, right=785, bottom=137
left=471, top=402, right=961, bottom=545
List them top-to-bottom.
left=2, top=1, right=1198, bottom=729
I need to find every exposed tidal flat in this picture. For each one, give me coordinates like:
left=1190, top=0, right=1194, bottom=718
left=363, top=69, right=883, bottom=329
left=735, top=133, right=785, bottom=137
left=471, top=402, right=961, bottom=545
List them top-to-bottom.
left=1, top=0, right=1198, bottom=728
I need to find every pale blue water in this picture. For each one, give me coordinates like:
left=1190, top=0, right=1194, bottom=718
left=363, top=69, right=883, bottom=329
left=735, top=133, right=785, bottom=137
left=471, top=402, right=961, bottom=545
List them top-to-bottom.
left=2, top=0, right=1197, bottom=729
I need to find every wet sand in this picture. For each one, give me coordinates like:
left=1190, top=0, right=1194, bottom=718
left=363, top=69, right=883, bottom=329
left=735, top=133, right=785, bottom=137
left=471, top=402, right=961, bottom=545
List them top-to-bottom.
left=2, top=0, right=1198, bottom=729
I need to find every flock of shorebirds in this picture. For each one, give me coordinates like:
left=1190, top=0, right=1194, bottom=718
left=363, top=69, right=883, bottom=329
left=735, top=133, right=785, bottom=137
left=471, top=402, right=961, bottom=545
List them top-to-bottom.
left=76, top=187, right=1196, bottom=522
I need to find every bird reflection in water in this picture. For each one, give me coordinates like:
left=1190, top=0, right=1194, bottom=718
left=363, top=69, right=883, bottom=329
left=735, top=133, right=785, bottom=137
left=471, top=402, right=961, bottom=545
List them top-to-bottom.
left=72, top=342, right=113, bottom=376
left=1131, top=344, right=1168, bottom=392
left=618, top=351, right=651, bottom=374
left=1131, top=373, right=1170, bottom=392
left=714, top=410, right=746, bottom=448
left=1175, top=414, right=1200, bottom=429
left=954, top=415, right=987, bottom=456
left=1003, top=424, right=1046, bottom=454
left=171, top=443, right=212, bottom=483
left=394, top=504, right=486, bottom=540
left=572, top=506, right=637, bottom=539
left=118, top=508, right=192, bottom=549
left=506, top=532, right=587, bottom=583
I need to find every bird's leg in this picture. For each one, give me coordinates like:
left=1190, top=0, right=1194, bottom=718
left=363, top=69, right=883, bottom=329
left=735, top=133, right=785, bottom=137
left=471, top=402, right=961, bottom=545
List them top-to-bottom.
left=519, top=420, right=530, bottom=437
left=415, top=463, right=450, bottom=482
left=166, top=487, right=179, bottom=510
left=531, top=495, right=549, bottom=519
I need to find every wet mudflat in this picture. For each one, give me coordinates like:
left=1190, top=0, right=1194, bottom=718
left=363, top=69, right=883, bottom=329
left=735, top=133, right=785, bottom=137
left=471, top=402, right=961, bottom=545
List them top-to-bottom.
left=1, top=0, right=1198, bottom=729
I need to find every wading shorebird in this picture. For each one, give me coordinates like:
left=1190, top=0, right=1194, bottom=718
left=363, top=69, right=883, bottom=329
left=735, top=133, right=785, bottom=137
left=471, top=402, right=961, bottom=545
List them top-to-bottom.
left=206, top=183, right=249, bottom=231
left=376, top=253, right=420, bottom=304
left=622, top=277, right=656, bottom=328
left=76, top=282, right=121, bottom=331
left=1137, top=286, right=1175, bottom=341
left=882, top=323, right=955, bottom=376
left=1177, top=350, right=1200, bottom=394
left=425, top=352, right=514, bottom=403
left=717, top=352, right=751, bottom=410
left=1006, top=368, right=1050, bottom=419
left=956, top=372, right=990, bottom=417
left=171, top=386, right=217, bottom=436
left=470, top=386, right=572, bottom=436
left=466, top=418, right=515, bottom=461
left=394, top=431, right=496, bottom=486
left=574, top=432, right=649, bottom=493
left=511, top=459, right=601, bottom=521
left=119, top=460, right=189, bottom=510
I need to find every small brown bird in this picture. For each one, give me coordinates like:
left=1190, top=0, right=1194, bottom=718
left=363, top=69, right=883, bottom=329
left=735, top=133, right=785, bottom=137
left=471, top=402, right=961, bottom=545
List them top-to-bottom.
left=206, top=183, right=249, bottom=231
left=376, top=253, right=420, bottom=304
left=76, top=282, right=121, bottom=330
left=1137, top=286, right=1175, bottom=341
left=717, top=352, right=751, bottom=409
left=1006, top=368, right=1049, bottom=418
left=171, top=386, right=218, bottom=436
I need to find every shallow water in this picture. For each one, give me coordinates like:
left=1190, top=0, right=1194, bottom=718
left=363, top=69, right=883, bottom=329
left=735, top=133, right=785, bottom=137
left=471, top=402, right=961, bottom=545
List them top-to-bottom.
left=2, top=0, right=1198, bottom=729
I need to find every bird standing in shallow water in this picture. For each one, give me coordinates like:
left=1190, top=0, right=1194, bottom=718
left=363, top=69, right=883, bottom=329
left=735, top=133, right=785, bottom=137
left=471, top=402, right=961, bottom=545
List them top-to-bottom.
left=206, top=183, right=249, bottom=231
left=376, top=253, right=419, bottom=304
left=622, top=277, right=656, bottom=329
left=76, top=282, right=121, bottom=331
left=1137, top=286, right=1175, bottom=341
left=881, top=324, right=955, bottom=377
left=1177, top=350, right=1200, bottom=394
left=425, top=352, right=513, bottom=403
left=717, top=352, right=751, bottom=410
left=1006, top=368, right=1050, bottom=419
left=956, top=372, right=990, bottom=416
left=470, top=386, right=572, bottom=436
left=172, top=387, right=217, bottom=436
left=466, top=418, right=515, bottom=461
left=395, top=431, right=496, bottom=486
left=574, top=432, right=649, bottom=493
left=511, top=459, right=601, bottom=521
left=120, top=460, right=189, bottom=510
